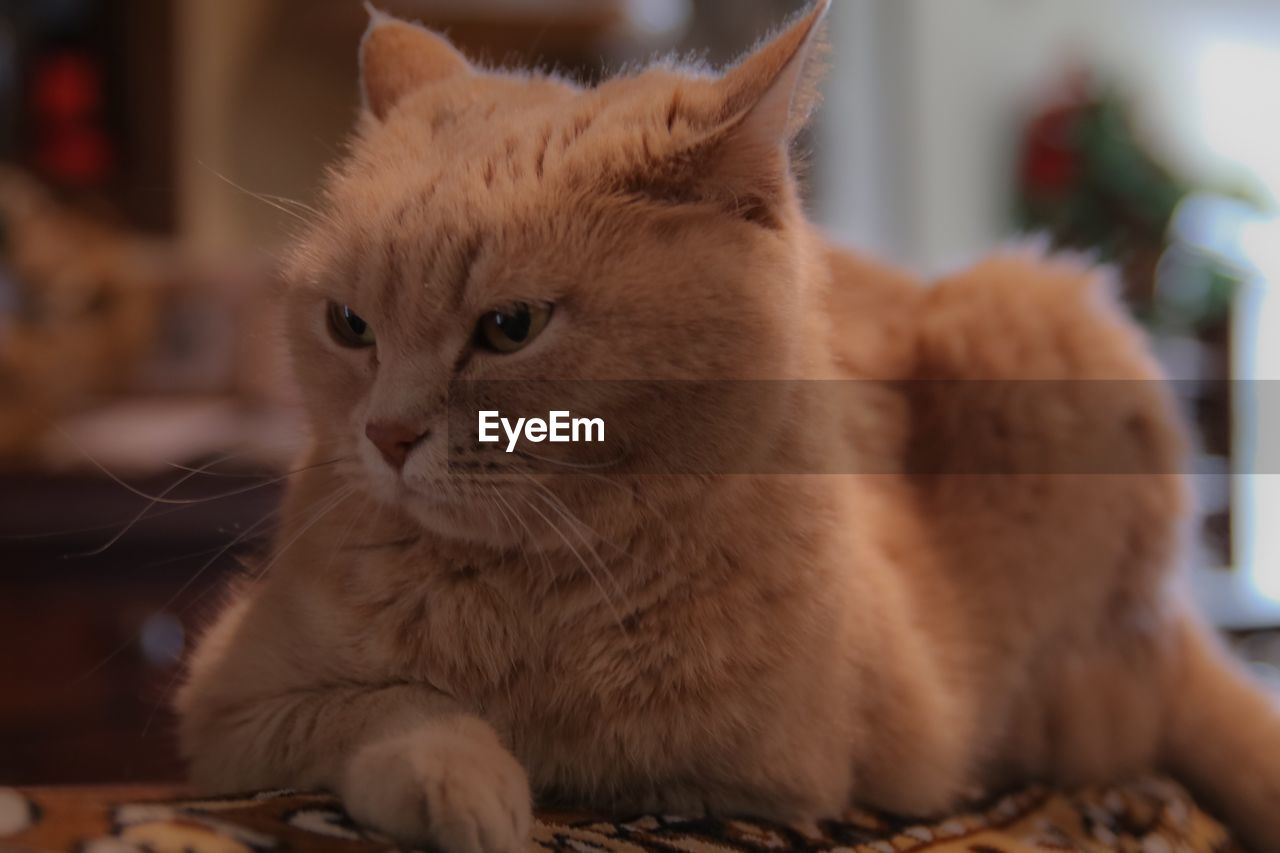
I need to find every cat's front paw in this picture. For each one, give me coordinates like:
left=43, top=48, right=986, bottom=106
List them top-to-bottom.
left=340, top=716, right=532, bottom=852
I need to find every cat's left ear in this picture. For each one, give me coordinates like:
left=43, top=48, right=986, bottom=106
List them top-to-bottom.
left=642, top=0, right=830, bottom=223
left=713, top=0, right=831, bottom=156
left=360, top=5, right=473, bottom=120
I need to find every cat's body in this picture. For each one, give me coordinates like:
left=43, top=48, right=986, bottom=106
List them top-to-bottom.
left=177, top=4, right=1280, bottom=850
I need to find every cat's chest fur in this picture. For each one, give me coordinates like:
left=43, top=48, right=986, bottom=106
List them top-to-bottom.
left=276, top=483, right=867, bottom=814
left=317, top=532, right=835, bottom=738
left=322, top=546, right=658, bottom=709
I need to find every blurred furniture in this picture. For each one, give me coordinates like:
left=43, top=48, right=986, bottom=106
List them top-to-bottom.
left=0, top=0, right=176, bottom=233
left=0, top=164, right=293, bottom=786
left=0, top=168, right=170, bottom=456
left=0, top=468, right=280, bottom=785
left=0, top=777, right=1237, bottom=851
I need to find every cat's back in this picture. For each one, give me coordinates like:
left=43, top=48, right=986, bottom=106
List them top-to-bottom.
left=820, top=241, right=923, bottom=381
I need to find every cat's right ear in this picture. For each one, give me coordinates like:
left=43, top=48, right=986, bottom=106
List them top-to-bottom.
left=360, top=4, right=472, bottom=120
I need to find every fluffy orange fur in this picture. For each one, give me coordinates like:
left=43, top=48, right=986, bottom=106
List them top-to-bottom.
left=176, top=3, right=1280, bottom=851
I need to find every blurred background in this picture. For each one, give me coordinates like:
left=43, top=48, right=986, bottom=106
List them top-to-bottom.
left=1, top=0, right=1279, bottom=785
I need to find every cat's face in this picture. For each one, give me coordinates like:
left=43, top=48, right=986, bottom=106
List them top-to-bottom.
left=283, top=4, right=829, bottom=546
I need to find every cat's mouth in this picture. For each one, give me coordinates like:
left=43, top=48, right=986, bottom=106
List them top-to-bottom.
left=358, top=440, right=620, bottom=547
left=395, top=468, right=535, bottom=509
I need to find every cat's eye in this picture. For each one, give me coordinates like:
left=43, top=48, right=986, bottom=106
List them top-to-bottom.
left=328, top=302, right=376, bottom=348
left=476, top=302, right=552, bottom=353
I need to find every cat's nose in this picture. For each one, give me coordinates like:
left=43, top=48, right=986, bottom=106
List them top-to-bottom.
left=365, top=421, right=428, bottom=470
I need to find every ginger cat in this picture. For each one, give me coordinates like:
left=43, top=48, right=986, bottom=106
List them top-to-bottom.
left=176, top=3, right=1280, bottom=850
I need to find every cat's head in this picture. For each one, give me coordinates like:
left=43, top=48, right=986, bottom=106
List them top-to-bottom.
left=284, top=2, right=831, bottom=545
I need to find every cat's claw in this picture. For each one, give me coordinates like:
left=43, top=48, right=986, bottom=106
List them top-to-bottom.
left=340, top=717, right=532, bottom=853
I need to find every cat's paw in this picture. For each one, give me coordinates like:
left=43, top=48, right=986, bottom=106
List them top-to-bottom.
left=340, top=716, right=532, bottom=852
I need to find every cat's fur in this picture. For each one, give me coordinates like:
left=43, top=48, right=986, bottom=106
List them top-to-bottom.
left=176, top=3, right=1280, bottom=850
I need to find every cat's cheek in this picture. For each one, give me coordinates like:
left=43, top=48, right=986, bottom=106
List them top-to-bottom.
left=287, top=323, right=374, bottom=434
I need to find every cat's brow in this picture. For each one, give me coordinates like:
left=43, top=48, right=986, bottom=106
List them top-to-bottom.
left=378, top=231, right=484, bottom=318
left=438, top=233, right=485, bottom=312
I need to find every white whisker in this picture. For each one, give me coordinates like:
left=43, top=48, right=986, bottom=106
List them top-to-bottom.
left=198, top=161, right=320, bottom=223
left=50, top=422, right=351, bottom=508
left=512, top=447, right=627, bottom=471
left=524, top=482, right=628, bottom=600
left=250, top=486, right=358, bottom=581
left=489, top=486, right=562, bottom=599
left=514, top=491, right=629, bottom=635
left=72, top=507, right=282, bottom=686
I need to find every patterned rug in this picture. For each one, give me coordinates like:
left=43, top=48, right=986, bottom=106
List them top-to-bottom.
left=0, top=777, right=1238, bottom=852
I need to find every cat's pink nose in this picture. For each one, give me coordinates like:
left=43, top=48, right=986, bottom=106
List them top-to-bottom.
left=365, top=421, right=427, bottom=470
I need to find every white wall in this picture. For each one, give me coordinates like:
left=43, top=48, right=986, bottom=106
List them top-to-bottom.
left=816, top=0, right=1280, bottom=277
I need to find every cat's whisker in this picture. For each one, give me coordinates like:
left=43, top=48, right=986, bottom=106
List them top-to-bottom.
left=197, top=161, right=321, bottom=223
left=259, top=192, right=321, bottom=217
left=51, top=421, right=349, bottom=508
left=5, top=435, right=321, bottom=546
left=156, top=441, right=320, bottom=479
left=71, top=448, right=254, bottom=557
left=512, top=448, right=627, bottom=471
left=3, top=454, right=322, bottom=543
left=65, top=456, right=352, bottom=557
left=505, top=460, right=679, bottom=547
left=163, top=461, right=269, bottom=479
left=537, top=466, right=696, bottom=558
left=563, top=471, right=666, bottom=520
left=515, top=472, right=630, bottom=596
left=532, top=474, right=660, bottom=567
left=248, top=485, right=359, bottom=582
left=171, top=486, right=362, bottom=633
left=489, top=486, right=564, bottom=599
left=483, top=489, right=520, bottom=546
left=480, top=490, right=523, bottom=721
left=513, top=490, right=629, bottom=635
left=533, top=492, right=626, bottom=596
left=140, top=493, right=363, bottom=741
left=323, top=494, right=374, bottom=572
left=338, top=497, right=422, bottom=551
left=4, top=499, right=203, bottom=542
left=71, top=507, right=282, bottom=687
left=340, top=534, right=421, bottom=552
left=134, top=536, right=262, bottom=571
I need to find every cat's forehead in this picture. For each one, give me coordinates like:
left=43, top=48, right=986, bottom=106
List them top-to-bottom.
left=313, top=68, right=696, bottom=255
left=340, top=68, right=697, bottom=194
